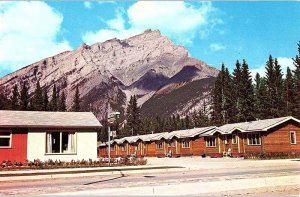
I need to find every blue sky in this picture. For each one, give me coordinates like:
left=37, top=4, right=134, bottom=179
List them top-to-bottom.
left=0, top=1, right=299, bottom=78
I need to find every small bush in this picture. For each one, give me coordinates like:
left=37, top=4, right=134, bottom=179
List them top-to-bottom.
left=244, top=152, right=300, bottom=160
left=0, top=157, right=147, bottom=171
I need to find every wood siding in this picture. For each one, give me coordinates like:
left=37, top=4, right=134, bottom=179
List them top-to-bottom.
left=0, top=129, right=27, bottom=162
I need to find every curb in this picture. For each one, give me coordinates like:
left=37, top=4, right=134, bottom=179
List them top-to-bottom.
left=0, top=166, right=184, bottom=182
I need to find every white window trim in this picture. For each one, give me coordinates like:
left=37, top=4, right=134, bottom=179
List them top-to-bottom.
left=0, top=131, right=12, bottom=148
left=45, top=131, right=77, bottom=155
left=290, top=131, right=297, bottom=145
left=247, top=132, right=261, bottom=146
left=232, top=134, right=237, bottom=144
left=224, top=135, right=228, bottom=145
left=206, top=137, right=216, bottom=147
left=181, top=140, right=190, bottom=148
left=156, top=142, right=163, bottom=149
left=111, top=145, right=115, bottom=151
left=120, top=145, right=126, bottom=151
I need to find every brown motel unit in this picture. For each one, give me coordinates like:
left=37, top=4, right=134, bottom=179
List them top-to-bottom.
left=99, top=116, right=300, bottom=158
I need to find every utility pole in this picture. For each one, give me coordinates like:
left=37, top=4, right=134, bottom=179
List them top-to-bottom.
left=107, top=111, right=120, bottom=166
left=108, top=124, right=111, bottom=166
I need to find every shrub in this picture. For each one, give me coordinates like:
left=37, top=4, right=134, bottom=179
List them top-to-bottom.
left=244, top=152, right=300, bottom=160
left=0, top=157, right=147, bottom=170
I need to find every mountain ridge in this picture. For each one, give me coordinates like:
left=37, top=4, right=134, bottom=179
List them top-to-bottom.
left=0, top=29, right=218, bottom=120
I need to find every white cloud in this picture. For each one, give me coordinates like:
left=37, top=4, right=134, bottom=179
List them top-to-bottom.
left=83, top=1, right=221, bottom=45
left=84, top=1, right=92, bottom=9
left=98, top=1, right=115, bottom=5
left=0, top=2, right=71, bottom=74
left=209, top=43, right=226, bottom=51
left=250, top=57, right=295, bottom=79
left=277, top=57, right=295, bottom=72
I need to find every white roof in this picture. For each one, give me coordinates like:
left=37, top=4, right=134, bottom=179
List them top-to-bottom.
left=0, top=110, right=102, bottom=129
left=217, top=116, right=300, bottom=134
left=155, top=126, right=216, bottom=140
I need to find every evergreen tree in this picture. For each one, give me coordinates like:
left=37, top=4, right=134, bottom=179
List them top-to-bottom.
left=292, top=41, right=300, bottom=119
left=265, top=55, right=275, bottom=118
left=273, top=58, right=285, bottom=116
left=232, top=60, right=243, bottom=122
left=240, top=60, right=255, bottom=121
left=211, top=64, right=225, bottom=125
left=284, top=67, right=296, bottom=116
left=254, top=73, right=268, bottom=119
left=33, top=80, right=43, bottom=111
left=20, top=81, right=29, bottom=111
left=10, top=84, right=20, bottom=110
left=49, top=84, right=58, bottom=111
left=71, top=85, right=80, bottom=112
left=43, top=88, right=49, bottom=111
left=58, top=91, right=67, bottom=111
left=0, top=93, right=9, bottom=110
left=125, top=95, right=141, bottom=135
left=28, top=98, right=35, bottom=111
left=184, top=115, right=190, bottom=129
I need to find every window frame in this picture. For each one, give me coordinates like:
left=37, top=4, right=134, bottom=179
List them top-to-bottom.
left=0, top=131, right=12, bottom=148
left=45, top=131, right=77, bottom=155
left=290, top=131, right=297, bottom=145
left=247, top=132, right=261, bottom=146
left=232, top=134, right=237, bottom=144
left=206, top=137, right=216, bottom=147
left=169, top=140, right=176, bottom=147
left=181, top=140, right=190, bottom=148
left=156, top=142, right=163, bottom=149
left=110, top=145, right=115, bottom=151
left=120, top=145, right=126, bottom=151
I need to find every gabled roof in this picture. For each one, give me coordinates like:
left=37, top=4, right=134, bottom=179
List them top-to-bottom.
left=0, top=110, right=102, bottom=129
left=217, top=116, right=300, bottom=134
left=155, top=127, right=217, bottom=140
left=112, top=132, right=167, bottom=145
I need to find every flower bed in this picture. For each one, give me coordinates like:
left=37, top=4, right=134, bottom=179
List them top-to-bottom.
left=244, top=152, right=300, bottom=160
left=0, top=157, right=147, bottom=171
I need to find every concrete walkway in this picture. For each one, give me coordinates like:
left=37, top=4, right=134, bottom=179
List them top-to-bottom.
left=0, top=165, right=183, bottom=182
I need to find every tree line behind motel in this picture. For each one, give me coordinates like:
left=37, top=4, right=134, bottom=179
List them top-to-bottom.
left=0, top=42, right=299, bottom=142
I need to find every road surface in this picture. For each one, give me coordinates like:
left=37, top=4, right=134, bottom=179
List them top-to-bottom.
left=0, top=163, right=299, bottom=195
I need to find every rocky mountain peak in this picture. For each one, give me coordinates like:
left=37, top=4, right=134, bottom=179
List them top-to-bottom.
left=0, top=29, right=218, bottom=120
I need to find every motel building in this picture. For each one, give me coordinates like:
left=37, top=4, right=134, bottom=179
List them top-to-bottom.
left=0, top=110, right=102, bottom=162
left=99, top=116, right=300, bottom=158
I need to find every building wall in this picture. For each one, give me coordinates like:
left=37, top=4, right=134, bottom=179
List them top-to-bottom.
left=262, top=122, right=300, bottom=153
left=0, top=129, right=28, bottom=162
left=27, top=129, right=97, bottom=161
left=243, top=132, right=263, bottom=153
left=204, top=135, right=222, bottom=157
left=191, top=138, right=205, bottom=156
left=178, top=140, right=192, bottom=156
left=146, top=142, right=156, bottom=157
left=98, top=146, right=108, bottom=158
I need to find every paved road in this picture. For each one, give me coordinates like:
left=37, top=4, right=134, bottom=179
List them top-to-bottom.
left=0, top=166, right=299, bottom=195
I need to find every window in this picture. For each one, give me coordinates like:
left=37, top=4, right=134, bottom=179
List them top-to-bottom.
left=0, top=131, right=12, bottom=148
left=290, top=131, right=296, bottom=144
left=46, top=132, right=76, bottom=154
left=248, top=133, right=261, bottom=145
left=232, top=134, right=237, bottom=144
left=224, top=135, right=229, bottom=144
left=206, top=137, right=216, bottom=147
left=169, top=140, right=176, bottom=147
left=182, top=140, right=190, bottom=148
left=156, top=142, right=163, bottom=149
left=134, top=144, right=139, bottom=151
left=110, top=145, right=115, bottom=151
left=121, top=145, right=126, bottom=151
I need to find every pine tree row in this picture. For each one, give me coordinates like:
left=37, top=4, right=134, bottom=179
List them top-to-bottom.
left=212, top=42, right=300, bottom=124
left=0, top=81, right=81, bottom=112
